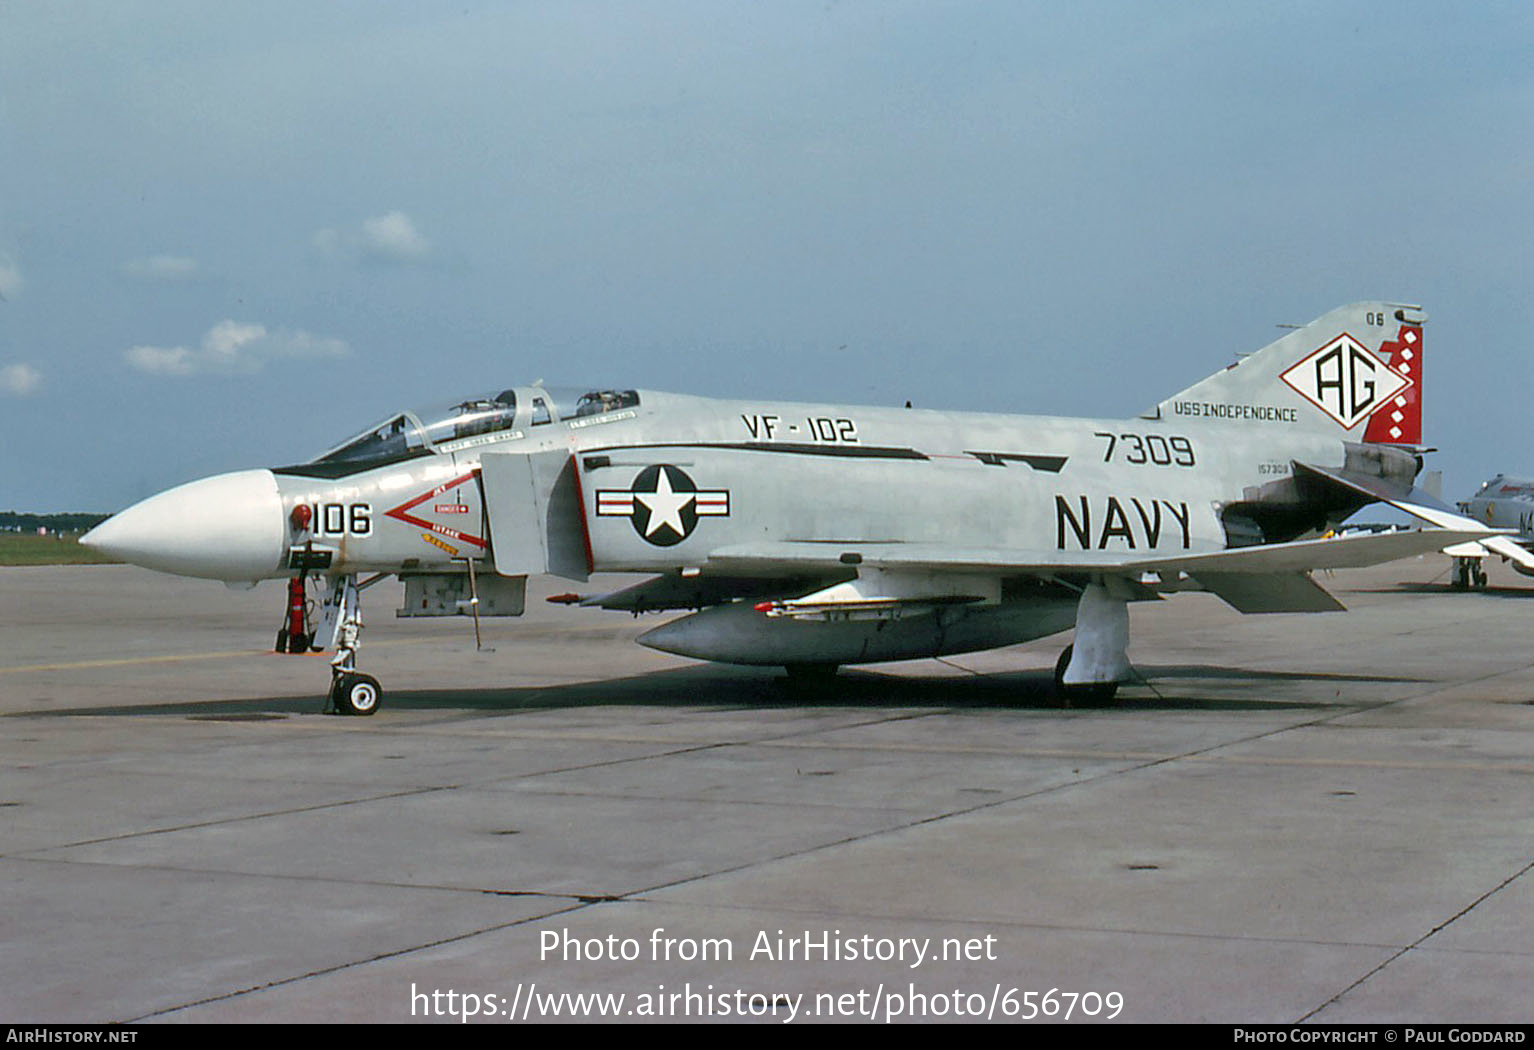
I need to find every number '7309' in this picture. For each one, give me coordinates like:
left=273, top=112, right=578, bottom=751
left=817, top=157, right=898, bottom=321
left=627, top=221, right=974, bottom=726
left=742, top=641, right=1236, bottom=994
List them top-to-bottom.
left=1094, top=432, right=1195, bottom=467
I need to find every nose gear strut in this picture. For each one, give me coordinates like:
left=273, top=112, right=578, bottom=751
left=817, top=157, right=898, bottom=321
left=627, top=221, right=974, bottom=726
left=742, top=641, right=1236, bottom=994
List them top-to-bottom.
left=322, top=573, right=386, bottom=715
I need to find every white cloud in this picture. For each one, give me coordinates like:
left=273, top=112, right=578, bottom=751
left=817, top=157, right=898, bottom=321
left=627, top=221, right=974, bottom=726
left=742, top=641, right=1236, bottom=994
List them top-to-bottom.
left=313, top=210, right=431, bottom=263
left=359, top=211, right=430, bottom=261
left=122, top=254, right=200, bottom=281
left=0, top=257, right=22, bottom=299
left=126, top=319, right=350, bottom=376
left=125, top=345, right=197, bottom=375
left=0, top=363, right=42, bottom=396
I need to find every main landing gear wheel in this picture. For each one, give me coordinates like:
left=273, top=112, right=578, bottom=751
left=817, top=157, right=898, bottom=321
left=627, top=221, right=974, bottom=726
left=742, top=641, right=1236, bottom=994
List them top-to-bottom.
left=1452, top=557, right=1489, bottom=591
left=1053, top=645, right=1119, bottom=707
left=330, top=672, right=382, bottom=716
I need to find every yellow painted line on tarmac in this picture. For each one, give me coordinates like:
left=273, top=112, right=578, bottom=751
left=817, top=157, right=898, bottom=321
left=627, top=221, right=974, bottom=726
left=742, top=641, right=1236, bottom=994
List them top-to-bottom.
left=0, top=637, right=437, bottom=675
left=1, top=651, right=267, bottom=674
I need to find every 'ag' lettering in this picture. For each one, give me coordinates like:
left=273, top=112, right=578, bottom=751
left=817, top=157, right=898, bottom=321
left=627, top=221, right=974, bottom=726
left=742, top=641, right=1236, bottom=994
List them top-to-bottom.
left=1280, top=334, right=1410, bottom=430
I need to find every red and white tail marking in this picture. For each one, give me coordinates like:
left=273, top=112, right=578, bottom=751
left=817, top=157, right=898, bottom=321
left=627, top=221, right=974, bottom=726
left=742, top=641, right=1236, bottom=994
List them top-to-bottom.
left=1363, top=323, right=1423, bottom=445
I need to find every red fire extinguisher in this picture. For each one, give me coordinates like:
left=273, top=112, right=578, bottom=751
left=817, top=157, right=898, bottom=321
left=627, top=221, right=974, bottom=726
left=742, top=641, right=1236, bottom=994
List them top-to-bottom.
left=275, top=505, right=314, bottom=654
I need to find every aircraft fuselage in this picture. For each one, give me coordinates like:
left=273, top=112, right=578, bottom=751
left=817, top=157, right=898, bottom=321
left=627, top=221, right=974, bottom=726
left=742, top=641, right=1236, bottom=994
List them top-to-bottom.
left=258, top=391, right=1355, bottom=582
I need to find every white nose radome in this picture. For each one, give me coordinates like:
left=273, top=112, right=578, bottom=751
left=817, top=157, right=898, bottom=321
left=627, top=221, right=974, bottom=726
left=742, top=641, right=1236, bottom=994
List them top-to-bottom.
left=82, top=469, right=286, bottom=581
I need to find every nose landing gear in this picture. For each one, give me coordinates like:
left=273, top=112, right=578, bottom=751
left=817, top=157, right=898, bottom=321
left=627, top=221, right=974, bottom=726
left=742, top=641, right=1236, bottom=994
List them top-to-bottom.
left=321, top=573, right=386, bottom=716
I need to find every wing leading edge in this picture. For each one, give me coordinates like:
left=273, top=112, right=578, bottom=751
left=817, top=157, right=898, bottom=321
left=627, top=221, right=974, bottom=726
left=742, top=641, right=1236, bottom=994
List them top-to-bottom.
left=700, top=526, right=1491, bottom=578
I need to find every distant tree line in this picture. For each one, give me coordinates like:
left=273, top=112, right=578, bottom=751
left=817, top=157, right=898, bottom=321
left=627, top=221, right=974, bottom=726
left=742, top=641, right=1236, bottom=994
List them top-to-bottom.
left=0, top=511, right=110, bottom=533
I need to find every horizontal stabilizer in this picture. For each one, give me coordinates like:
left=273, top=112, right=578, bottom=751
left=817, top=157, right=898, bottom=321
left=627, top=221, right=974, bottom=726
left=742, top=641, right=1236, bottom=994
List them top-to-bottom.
left=1292, top=460, right=1534, bottom=570
left=1308, top=466, right=1534, bottom=574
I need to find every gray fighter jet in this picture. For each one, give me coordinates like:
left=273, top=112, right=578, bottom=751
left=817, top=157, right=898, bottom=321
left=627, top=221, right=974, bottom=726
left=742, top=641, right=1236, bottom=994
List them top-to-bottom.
left=84, top=301, right=1493, bottom=714
left=1444, top=475, right=1534, bottom=588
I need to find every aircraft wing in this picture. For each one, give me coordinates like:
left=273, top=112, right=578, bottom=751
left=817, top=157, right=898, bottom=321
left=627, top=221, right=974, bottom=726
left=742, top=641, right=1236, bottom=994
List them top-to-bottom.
left=701, top=526, right=1491, bottom=577
left=685, top=527, right=1490, bottom=616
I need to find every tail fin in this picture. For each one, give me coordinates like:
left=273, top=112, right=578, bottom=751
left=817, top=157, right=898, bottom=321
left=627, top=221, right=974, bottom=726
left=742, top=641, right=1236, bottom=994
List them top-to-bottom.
left=1147, top=302, right=1426, bottom=444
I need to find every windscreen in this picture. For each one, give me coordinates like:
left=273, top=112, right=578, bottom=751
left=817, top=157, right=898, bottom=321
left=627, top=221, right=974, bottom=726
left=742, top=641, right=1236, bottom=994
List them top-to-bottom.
left=305, top=387, right=636, bottom=472
left=311, top=390, right=517, bottom=469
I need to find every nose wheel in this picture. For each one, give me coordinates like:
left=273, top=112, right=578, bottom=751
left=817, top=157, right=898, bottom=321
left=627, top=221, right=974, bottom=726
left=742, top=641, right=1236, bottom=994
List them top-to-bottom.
left=321, top=573, right=387, bottom=716
left=330, top=671, right=382, bottom=716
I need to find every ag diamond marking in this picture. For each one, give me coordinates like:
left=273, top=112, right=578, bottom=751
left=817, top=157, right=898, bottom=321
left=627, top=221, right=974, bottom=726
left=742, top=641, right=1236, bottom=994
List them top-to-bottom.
left=1279, top=333, right=1413, bottom=430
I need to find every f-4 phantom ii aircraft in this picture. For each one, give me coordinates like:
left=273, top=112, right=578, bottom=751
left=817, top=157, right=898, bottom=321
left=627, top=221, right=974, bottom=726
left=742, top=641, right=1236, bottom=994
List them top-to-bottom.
left=84, top=301, right=1498, bottom=715
left=1443, top=475, right=1534, bottom=588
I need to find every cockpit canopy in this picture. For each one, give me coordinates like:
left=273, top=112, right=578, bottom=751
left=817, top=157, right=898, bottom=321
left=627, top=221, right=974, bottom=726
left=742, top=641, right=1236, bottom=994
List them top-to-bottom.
left=305, top=387, right=640, bottom=474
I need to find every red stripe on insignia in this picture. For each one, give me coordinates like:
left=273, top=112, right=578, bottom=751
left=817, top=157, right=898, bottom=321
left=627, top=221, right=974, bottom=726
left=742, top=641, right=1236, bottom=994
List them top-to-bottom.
left=596, top=492, right=634, bottom=515
left=695, top=492, right=729, bottom=515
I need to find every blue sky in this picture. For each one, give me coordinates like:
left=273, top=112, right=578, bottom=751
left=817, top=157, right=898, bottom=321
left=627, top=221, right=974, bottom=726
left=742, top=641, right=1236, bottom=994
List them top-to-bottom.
left=3, top=1, right=1531, bottom=510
